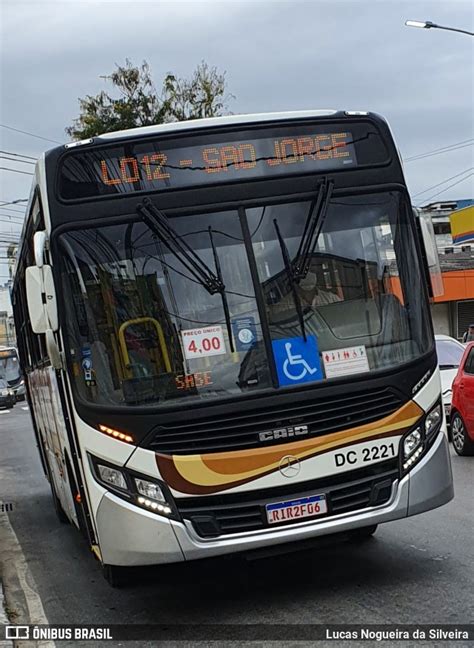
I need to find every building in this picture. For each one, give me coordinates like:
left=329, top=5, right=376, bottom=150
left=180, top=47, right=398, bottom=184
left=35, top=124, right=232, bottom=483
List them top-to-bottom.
left=420, top=199, right=474, bottom=340
left=422, top=199, right=474, bottom=248
left=0, top=243, right=17, bottom=346
left=0, top=283, right=15, bottom=346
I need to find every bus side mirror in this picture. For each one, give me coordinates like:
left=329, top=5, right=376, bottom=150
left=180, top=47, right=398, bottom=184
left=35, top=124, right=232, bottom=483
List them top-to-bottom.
left=415, top=208, right=444, bottom=298
left=34, top=231, right=47, bottom=268
left=25, top=265, right=59, bottom=333
left=43, top=265, right=59, bottom=331
left=26, top=266, right=48, bottom=333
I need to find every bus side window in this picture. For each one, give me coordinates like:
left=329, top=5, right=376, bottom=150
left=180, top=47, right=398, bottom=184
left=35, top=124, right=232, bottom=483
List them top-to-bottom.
left=15, top=190, right=49, bottom=370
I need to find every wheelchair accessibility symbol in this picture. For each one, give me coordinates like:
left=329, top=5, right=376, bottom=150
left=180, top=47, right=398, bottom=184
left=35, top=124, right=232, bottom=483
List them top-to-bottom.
left=272, top=335, right=323, bottom=387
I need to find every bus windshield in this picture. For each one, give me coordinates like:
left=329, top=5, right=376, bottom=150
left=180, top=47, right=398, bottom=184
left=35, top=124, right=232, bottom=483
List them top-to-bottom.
left=59, top=190, right=432, bottom=408
left=0, top=349, right=21, bottom=385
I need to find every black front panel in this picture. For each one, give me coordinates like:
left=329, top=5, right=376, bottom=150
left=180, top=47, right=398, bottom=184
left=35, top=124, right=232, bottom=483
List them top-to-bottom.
left=57, top=120, right=388, bottom=200
left=146, top=386, right=403, bottom=454
left=177, top=459, right=398, bottom=538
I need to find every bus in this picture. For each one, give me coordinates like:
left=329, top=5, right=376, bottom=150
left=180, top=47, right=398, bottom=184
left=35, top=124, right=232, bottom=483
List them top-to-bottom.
left=12, top=111, right=454, bottom=586
left=0, top=346, right=25, bottom=401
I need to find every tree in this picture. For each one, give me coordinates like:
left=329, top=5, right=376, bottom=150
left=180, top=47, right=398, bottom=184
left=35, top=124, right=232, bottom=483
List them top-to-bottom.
left=66, top=60, right=234, bottom=139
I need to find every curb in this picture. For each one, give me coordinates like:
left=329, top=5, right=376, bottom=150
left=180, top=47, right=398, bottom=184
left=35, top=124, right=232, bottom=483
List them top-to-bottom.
left=0, top=578, right=14, bottom=648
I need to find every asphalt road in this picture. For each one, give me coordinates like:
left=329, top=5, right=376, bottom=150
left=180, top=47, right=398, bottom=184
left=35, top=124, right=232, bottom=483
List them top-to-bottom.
left=1, top=405, right=473, bottom=647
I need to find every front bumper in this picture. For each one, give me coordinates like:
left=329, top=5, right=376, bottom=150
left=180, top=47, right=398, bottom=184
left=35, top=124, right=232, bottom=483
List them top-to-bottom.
left=12, top=384, right=26, bottom=400
left=0, top=395, right=14, bottom=408
left=95, top=431, right=453, bottom=566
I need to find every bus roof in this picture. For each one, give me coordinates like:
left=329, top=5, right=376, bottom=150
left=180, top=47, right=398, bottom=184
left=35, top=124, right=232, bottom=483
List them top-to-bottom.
left=69, top=109, right=348, bottom=146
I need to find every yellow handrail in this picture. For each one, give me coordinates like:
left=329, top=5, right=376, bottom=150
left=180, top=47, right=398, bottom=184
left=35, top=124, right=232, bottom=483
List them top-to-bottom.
left=118, top=317, right=171, bottom=375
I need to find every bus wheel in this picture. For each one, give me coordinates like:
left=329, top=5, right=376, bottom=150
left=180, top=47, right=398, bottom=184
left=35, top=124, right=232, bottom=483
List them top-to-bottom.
left=451, top=413, right=474, bottom=456
left=49, top=475, right=69, bottom=524
left=348, top=524, right=378, bottom=541
left=102, top=564, right=129, bottom=588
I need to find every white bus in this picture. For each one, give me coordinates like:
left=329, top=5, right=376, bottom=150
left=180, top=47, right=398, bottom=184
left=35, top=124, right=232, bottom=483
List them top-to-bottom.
left=12, top=111, right=453, bottom=586
left=0, top=346, right=25, bottom=401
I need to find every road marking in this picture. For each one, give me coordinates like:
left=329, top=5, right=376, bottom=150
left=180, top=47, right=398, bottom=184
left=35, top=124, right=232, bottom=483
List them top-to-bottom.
left=21, top=407, right=29, bottom=411
left=0, top=410, right=10, bottom=414
left=0, top=508, right=55, bottom=648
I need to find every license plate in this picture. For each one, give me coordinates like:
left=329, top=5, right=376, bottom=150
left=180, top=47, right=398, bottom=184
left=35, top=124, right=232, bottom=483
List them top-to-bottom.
left=266, top=494, right=327, bottom=525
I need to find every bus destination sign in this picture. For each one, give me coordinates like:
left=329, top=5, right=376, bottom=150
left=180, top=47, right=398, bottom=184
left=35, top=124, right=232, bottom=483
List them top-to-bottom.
left=58, top=126, right=358, bottom=199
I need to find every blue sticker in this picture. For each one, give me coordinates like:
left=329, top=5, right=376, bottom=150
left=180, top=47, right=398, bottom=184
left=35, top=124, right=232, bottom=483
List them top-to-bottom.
left=232, top=316, right=257, bottom=352
left=272, top=335, right=323, bottom=386
left=81, top=346, right=92, bottom=358
left=81, top=357, right=92, bottom=371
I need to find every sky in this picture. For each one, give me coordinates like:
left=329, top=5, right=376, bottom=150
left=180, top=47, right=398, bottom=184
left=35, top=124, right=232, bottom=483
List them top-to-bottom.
left=0, top=0, right=473, bottom=283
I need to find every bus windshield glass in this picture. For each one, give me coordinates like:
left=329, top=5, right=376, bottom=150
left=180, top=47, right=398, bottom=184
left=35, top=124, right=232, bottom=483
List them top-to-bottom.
left=59, top=191, right=432, bottom=408
left=0, top=349, right=20, bottom=384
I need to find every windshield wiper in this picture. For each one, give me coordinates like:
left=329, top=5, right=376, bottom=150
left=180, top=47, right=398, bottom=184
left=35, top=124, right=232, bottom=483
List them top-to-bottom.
left=292, top=178, right=334, bottom=281
left=271, top=179, right=335, bottom=341
left=136, top=197, right=235, bottom=352
left=137, top=198, right=223, bottom=293
left=273, top=219, right=307, bottom=341
left=208, top=225, right=235, bottom=352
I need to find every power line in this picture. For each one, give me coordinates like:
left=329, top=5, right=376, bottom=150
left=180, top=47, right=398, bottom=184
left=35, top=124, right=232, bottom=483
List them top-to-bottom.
left=0, top=123, right=61, bottom=145
left=404, top=138, right=474, bottom=162
left=408, top=142, right=473, bottom=163
left=0, top=150, right=37, bottom=161
left=0, top=155, right=35, bottom=166
left=0, top=167, right=34, bottom=176
left=412, top=167, right=474, bottom=198
left=419, top=173, right=474, bottom=205
left=0, top=199, right=28, bottom=206
left=0, top=207, right=26, bottom=214
left=0, top=210, right=24, bottom=218
left=0, top=213, right=25, bottom=222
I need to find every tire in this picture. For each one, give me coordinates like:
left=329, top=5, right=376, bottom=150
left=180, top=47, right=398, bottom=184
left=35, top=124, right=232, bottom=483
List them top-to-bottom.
left=451, top=413, right=474, bottom=456
left=64, top=456, right=87, bottom=536
left=47, top=467, right=69, bottom=524
left=348, top=524, right=378, bottom=541
left=102, top=564, right=130, bottom=588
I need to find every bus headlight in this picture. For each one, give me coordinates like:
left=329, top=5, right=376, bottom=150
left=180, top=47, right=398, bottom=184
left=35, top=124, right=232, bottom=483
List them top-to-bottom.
left=425, top=404, right=442, bottom=439
left=402, top=428, right=423, bottom=471
left=403, top=428, right=422, bottom=458
left=89, top=454, right=176, bottom=519
left=97, top=464, right=128, bottom=491
left=134, top=478, right=172, bottom=514
left=135, top=478, right=165, bottom=503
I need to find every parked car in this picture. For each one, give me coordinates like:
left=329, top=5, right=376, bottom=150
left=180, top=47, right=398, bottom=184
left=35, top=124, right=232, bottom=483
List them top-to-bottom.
left=435, top=335, right=466, bottom=426
left=451, top=342, right=474, bottom=456
left=0, top=378, right=15, bottom=409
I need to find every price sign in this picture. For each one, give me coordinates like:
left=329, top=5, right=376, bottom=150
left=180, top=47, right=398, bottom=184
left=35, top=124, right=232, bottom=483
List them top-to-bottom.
left=181, top=326, right=227, bottom=360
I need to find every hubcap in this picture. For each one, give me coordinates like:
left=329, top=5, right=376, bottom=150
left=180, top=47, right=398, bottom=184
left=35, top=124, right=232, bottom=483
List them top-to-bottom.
left=452, top=416, right=465, bottom=451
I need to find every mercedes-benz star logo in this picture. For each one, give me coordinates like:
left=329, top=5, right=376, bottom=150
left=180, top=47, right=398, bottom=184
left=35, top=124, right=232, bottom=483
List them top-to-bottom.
left=279, top=455, right=301, bottom=478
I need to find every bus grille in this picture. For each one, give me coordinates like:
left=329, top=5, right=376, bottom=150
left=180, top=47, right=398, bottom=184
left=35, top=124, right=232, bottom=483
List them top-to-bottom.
left=147, top=387, right=403, bottom=455
left=177, top=461, right=399, bottom=538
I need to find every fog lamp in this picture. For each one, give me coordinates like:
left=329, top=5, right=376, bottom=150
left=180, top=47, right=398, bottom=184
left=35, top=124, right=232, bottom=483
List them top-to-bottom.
left=403, top=428, right=422, bottom=458
left=97, top=464, right=127, bottom=490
